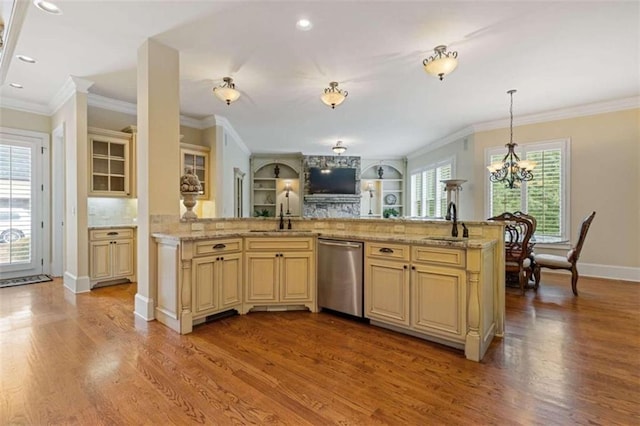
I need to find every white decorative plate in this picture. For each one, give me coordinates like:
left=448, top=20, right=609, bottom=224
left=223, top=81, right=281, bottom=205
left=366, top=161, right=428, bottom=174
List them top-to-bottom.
left=384, top=194, right=397, bottom=205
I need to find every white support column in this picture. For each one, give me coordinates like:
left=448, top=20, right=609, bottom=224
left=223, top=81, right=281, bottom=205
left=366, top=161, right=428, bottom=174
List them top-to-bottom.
left=135, top=39, right=181, bottom=320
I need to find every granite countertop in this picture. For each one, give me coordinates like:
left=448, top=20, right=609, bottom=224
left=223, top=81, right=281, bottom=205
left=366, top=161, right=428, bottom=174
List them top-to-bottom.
left=152, top=229, right=496, bottom=249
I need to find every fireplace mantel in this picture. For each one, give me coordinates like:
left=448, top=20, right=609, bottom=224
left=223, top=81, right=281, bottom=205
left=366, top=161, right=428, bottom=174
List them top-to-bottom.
left=304, top=194, right=361, bottom=204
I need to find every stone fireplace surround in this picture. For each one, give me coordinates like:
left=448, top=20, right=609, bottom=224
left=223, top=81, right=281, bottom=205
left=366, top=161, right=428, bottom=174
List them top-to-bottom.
left=302, top=155, right=361, bottom=218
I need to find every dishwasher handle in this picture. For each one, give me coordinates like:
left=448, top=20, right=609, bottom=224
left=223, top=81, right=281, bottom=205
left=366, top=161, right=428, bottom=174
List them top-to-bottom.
left=318, top=239, right=362, bottom=249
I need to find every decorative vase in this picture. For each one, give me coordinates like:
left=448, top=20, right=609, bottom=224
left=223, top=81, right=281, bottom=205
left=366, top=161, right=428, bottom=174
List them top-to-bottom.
left=274, top=164, right=280, bottom=178
left=377, top=166, right=384, bottom=179
left=180, top=167, right=202, bottom=220
left=181, top=192, right=198, bottom=219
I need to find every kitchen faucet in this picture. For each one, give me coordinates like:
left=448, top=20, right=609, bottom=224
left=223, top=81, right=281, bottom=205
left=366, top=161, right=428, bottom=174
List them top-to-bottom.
left=446, top=202, right=458, bottom=237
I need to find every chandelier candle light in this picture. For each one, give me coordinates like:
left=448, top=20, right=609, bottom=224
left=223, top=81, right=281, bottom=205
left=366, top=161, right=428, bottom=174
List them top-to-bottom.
left=423, top=45, right=458, bottom=81
left=213, top=77, right=240, bottom=105
left=321, top=81, right=348, bottom=109
left=487, top=89, right=536, bottom=189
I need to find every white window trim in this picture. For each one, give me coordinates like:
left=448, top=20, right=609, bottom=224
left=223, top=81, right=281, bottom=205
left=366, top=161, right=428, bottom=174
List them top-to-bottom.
left=484, top=138, right=571, bottom=241
left=409, top=155, right=456, bottom=218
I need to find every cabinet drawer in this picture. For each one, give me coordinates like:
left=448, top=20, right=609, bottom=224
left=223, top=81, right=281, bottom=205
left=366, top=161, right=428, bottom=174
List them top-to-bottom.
left=90, top=228, right=135, bottom=241
left=245, top=237, right=313, bottom=251
left=194, top=238, right=242, bottom=256
left=365, top=242, right=410, bottom=262
left=412, top=246, right=465, bottom=268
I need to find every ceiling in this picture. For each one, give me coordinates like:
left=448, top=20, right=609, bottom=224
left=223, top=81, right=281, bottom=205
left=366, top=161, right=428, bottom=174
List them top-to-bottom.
left=1, top=1, right=638, bottom=158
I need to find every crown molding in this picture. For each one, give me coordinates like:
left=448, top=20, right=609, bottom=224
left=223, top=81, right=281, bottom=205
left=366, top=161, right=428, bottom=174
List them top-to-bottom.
left=48, top=76, right=94, bottom=114
left=88, top=93, right=137, bottom=116
left=0, top=96, right=50, bottom=115
left=407, top=96, right=640, bottom=159
left=473, top=96, right=640, bottom=132
left=214, top=115, right=251, bottom=155
left=406, top=126, right=474, bottom=160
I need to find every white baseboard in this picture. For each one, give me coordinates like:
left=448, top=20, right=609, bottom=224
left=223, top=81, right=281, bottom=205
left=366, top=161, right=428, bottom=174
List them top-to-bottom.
left=545, top=262, right=640, bottom=282
left=63, top=272, right=90, bottom=293
left=134, top=293, right=155, bottom=320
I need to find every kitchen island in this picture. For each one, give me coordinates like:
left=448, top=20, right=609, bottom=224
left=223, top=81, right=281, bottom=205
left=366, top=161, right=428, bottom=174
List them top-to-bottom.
left=153, top=217, right=504, bottom=361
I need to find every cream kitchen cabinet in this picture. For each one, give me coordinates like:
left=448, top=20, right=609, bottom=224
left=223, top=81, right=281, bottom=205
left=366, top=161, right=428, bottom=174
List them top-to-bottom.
left=88, top=127, right=132, bottom=197
left=89, top=228, right=136, bottom=288
left=243, top=237, right=316, bottom=313
left=191, top=238, right=243, bottom=319
left=364, top=241, right=411, bottom=327
left=365, top=242, right=467, bottom=345
left=410, top=245, right=467, bottom=343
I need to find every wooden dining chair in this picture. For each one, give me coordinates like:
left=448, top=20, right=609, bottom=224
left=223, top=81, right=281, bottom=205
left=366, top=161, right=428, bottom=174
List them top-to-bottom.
left=533, top=211, right=596, bottom=295
left=489, top=212, right=535, bottom=294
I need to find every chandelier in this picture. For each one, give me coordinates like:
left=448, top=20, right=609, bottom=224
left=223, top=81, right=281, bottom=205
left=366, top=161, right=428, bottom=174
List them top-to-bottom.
left=422, top=45, right=458, bottom=81
left=213, top=77, right=240, bottom=105
left=321, top=81, right=348, bottom=109
left=487, top=89, right=536, bottom=189
left=332, top=141, right=347, bottom=155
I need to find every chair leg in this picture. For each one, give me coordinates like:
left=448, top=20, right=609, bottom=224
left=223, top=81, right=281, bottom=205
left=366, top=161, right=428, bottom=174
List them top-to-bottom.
left=533, top=264, right=541, bottom=290
left=571, top=266, right=579, bottom=296
left=519, top=270, right=526, bottom=295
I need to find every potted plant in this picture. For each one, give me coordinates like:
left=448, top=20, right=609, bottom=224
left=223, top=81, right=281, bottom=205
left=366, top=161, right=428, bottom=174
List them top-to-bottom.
left=383, top=208, right=399, bottom=218
left=254, top=209, right=271, bottom=218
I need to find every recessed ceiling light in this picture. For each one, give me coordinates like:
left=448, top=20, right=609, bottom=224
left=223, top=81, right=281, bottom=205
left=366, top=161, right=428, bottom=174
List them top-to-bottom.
left=34, top=1, right=62, bottom=15
left=296, top=18, right=312, bottom=31
left=17, top=55, right=37, bottom=64
left=9, top=83, right=24, bottom=89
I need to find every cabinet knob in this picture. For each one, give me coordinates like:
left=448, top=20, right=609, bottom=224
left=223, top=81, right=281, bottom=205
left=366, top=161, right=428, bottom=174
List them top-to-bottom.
left=220, top=256, right=224, bottom=261
left=403, top=265, right=408, bottom=269
left=411, top=266, right=416, bottom=270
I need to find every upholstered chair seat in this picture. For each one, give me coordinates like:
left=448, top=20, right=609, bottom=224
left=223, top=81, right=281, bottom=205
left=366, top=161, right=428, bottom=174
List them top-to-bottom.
left=531, top=253, right=571, bottom=269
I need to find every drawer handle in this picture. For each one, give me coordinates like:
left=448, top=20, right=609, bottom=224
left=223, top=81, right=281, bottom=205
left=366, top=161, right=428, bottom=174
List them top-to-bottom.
left=107, top=232, right=119, bottom=236
left=213, top=243, right=226, bottom=249
left=379, top=247, right=394, bottom=254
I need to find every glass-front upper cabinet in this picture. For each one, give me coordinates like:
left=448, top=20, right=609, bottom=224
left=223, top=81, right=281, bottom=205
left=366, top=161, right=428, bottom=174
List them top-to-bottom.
left=88, top=128, right=132, bottom=197
left=180, top=143, right=210, bottom=199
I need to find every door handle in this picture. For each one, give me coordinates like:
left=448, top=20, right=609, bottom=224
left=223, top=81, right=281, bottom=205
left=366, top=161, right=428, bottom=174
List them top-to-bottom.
left=107, top=231, right=118, bottom=236
left=213, top=243, right=226, bottom=249
left=379, top=247, right=394, bottom=254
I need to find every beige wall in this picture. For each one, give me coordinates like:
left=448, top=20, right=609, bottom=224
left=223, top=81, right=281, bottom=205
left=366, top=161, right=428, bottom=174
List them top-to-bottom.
left=88, top=106, right=136, bottom=130
left=0, top=107, right=51, bottom=132
left=473, top=108, right=640, bottom=270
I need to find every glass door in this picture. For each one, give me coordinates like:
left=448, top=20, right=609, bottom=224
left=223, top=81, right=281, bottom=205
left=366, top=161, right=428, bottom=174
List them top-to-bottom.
left=0, top=130, right=47, bottom=279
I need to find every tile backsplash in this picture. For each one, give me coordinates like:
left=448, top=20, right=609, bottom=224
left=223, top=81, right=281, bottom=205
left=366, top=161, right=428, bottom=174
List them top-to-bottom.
left=88, top=198, right=138, bottom=226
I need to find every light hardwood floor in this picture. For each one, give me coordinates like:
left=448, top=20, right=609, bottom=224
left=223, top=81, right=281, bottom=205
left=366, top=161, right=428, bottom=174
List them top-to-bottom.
left=1, top=274, right=638, bottom=425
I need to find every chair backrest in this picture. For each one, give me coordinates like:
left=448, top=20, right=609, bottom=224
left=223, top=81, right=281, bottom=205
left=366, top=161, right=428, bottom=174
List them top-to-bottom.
left=513, top=210, right=537, bottom=235
left=569, top=211, right=596, bottom=263
left=489, top=212, right=535, bottom=263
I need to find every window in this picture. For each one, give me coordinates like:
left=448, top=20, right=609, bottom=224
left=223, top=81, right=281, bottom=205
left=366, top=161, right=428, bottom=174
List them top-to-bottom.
left=486, top=139, right=570, bottom=241
left=410, top=158, right=453, bottom=218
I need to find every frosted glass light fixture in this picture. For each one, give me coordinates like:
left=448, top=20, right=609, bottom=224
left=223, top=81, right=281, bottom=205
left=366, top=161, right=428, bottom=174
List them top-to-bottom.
left=423, top=45, right=458, bottom=81
left=213, top=77, right=241, bottom=105
left=321, top=82, right=348, bottom=109
left=332, top=141, right=347, bottom=155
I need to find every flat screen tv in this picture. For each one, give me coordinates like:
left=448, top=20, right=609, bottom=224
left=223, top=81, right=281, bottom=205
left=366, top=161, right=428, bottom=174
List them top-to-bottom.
left=309, top=167, right=357, bottom=194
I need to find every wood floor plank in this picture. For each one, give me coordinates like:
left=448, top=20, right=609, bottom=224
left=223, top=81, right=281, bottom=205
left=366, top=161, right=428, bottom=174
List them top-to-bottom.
left=0, top=273, right=638, bottom=425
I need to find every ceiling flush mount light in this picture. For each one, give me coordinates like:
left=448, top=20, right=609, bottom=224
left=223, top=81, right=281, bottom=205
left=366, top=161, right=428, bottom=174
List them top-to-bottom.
left=34, top=0, right=62, bottom=15
left=296, top=19, right=313, bottom=31
left=423, top=45, right=458, bottom=81
left=17, top=55, right=37, bottom=64
left=213, top=77, right=240, bottom=105
left=321, top=81, right=348, bottom=109
left=9, top=83, right=23, bottom=89
left=487, top=89, right=536, bottom=189
left=332, top=141, right=347, bottom=155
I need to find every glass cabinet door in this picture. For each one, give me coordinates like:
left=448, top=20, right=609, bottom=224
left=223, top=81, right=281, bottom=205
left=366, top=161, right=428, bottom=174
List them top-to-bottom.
left=89, top=132, right=130, bottom=196
left=181, top=144, right=210, bottom=199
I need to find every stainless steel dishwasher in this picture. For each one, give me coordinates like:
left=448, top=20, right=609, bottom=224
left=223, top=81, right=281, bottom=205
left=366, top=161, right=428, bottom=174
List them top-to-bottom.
left=317, top=238, right=364, bottom=317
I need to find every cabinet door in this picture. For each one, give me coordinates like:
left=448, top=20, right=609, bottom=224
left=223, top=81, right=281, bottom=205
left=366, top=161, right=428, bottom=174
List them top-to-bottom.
left=90, top=135, right=130, bottom=196
left=181, top=145, right=209, bottom=199
left=112, top=239, right=135, bottom=277
left=90, top=241, right=112, bottom=280
left=280, top=252, right=314, bottom=302
left=219, top=253, right=242, bottom=309
left=245, top=253, right=278, bottom=302
left=192, top=257, right=218, bottom=316
left=365, top=258, right=410, bottom=327
left=411, top=264, right=467, bottom=341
